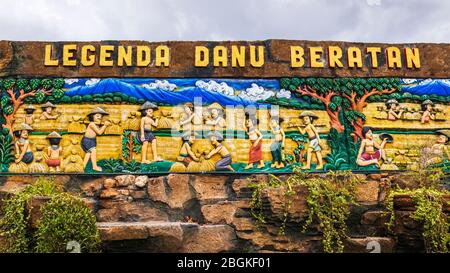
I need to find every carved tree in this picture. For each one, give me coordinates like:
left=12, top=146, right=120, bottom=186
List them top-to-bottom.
left=280, top=77, right=401, bottom=142
left=0, top=79, right=65, bottom=134
left=295, top=84, right=345, bottom=132
left=341, top=86, right=397, bottom=141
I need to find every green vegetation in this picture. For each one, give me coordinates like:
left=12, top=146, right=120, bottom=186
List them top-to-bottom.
left=57, top=92, right=146, bottom=105
left=249, top=169, right=362, bottom=253
left=385, top=169, right=450, bottom=253
left=0, top=177, right=100, bottom=253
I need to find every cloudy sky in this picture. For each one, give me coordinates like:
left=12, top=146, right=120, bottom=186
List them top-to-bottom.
left=0, top=0, right=449, bottom=42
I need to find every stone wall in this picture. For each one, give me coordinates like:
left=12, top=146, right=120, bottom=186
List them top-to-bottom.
left=0, top=172, right=447, bottom=253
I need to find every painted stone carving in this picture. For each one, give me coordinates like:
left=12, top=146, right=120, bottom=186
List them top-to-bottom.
left=0, top=77, right=448, bottom=174
left=139, top=101, right=162, bottom=163
left=40, top=102, right=60, bottom=120
left=81, top=107, right=111, bottom=172
left=297, top=111, right=323, bottom=170
left=244, top=114, right=264, bottom=169
left=46, top=131, right=62, bottom=172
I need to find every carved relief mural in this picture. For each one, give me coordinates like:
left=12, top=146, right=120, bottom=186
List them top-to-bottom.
left=0, top=77, right=448, bottom=174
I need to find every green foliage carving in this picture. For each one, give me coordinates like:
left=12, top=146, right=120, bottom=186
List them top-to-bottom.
left=0, top=129, right=14, bottom=172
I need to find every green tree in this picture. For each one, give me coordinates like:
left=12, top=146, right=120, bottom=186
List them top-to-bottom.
left=281, top=77, right=401, bottom=141
left=0, top=78, right=64, bottom=134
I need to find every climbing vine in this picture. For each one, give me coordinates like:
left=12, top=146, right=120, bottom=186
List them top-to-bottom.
left=249, top=169, right=362, bottom=253
left=385, top=169, right=450, bottom=253
left=0, top=177, right=100, bottom=253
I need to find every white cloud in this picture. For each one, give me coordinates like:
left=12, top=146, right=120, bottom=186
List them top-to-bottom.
left=0, top=0, right=449, bottom=43
left=366, top=0, right=381, bottom=6
left=64, top=78, right=79, bottom=85
left=85, top=78, right=100, bottom=86
left=142, top=80, right=177, bottom=91
left=195, top=80, right=234, bottom=96
left=238, top=83, right=275, bottom=102
left=276, top=89, right=291, bottom=99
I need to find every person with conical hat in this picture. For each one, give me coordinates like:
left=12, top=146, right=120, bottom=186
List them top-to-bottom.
left=385, top=99, right=404, bottom=121
left=421, top=99, right=435, bottom=124
left=40, top=101, right=61, bottom=120
left=139, top=101, right=162, bottom=164
left=205, top=102, right=226, bottom=130
left=22, top=104, right=35, bottom=125
left=81, top=107, right=111, bottom=172
left=297, top=111, right=323, bottom=170
left=13, top=123, right=34, bottom=165
left=426, top=130, right=450, bottom=166
left=46, top=131, right=62, bottom=172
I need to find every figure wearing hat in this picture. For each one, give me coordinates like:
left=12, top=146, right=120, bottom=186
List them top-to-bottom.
left=386, top=99, right=404, bottom=121
left=421, top=100, right=435, bottom=124
left=139, top=101, right=162, bottom=163
left=40, top=102, right=61, bottom=120
left=205, top=102, right=226, bottom=130
left=24, top=105, right=36, bottom=125
left=82, top=107, right=111, bottom=172
left=297, top=111, right=323, bottom=170
left=13, top=123, right=34, bottom=164
left=356, top=126, right=388, bottom=167
left=426, top=130, right=450, bottom=166
left=46, top=131, right=62, bottom=172
left=177, top=132, right=200, bottom=167
left=205, top=132, right=234, bottom=172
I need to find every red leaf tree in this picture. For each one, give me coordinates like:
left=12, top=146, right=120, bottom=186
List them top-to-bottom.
left=280, top=77, right=401, bottom=142
left=0, top=78, right=64, bottom=134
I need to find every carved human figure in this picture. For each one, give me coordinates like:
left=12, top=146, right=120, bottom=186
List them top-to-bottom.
left=386, top=99, right=404, bottom=121
left=421, top=100, right=435, bottom=123
left=139, top=101, right=162, bottom=163
left=40, top=102, right=61, bottom=120
left=179, top=102, right=195, bottom=132
left=205, top=103, right=226, bottom=130
left=24, top=105, right=36, bottom=125
left=193, top=105, right=204, bottom=126
left=81, top=107, right=111, bottom=172
left=297, top=111, right=323, bottom=170
left=243, top=114, right=264, bottom=169
left=270, top=116, right=285, bottom=169
left=13, top=123, right=34, bottom=164
left=356, top=126, right=387, bottom=167
left=425, top=130, right=450, bottom=165
left=46, top=131, right=62, bottom=172
left=177, top=132, right=199, bottom=167
left=205, top=132, right=234, bottom=172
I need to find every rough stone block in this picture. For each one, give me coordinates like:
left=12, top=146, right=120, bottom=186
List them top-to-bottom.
left=192, top=176, right=229, bottom=200
left=103, top=178, right=117, bottom=189
left=355, top=180, right=379, bottom=204
left=201, top=201, right=240, bottom=224
left=181, top=225, right=237, bottom=253
left=344, top=237, right=395, bottom=253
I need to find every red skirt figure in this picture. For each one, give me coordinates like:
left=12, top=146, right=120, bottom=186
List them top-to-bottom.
left=248, top=141, right=262, bottom=163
